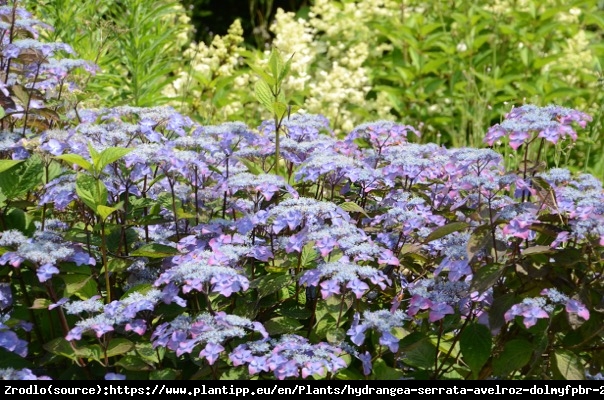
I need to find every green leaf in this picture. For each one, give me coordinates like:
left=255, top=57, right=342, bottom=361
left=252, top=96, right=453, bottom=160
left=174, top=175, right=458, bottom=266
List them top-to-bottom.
left=268, top=48, right=284, bottom=80
left=278, top=52, right=294, bottom=83
left=248, top=64, right=276, bottom=86
left=254, top=79, right=275, bottom=112
left=11, top=84, right=30, bottom=105
left=273, top=101, right=288, bottom=120
left=0, top=106, right=5, bottom=119
left=87, top=143, right=100, bottom=167
left=96, top=147, right=133, bottom=174
left=56, top=153, right=92, bottom=172
left=0, top=155, right=44, bottom=199
left=0, top=160, right=22, bottom=174
left=75, top=173, right=99, bottom=210
left=76, top=173, right=108, bottom=209
left=339, top=201, right=369, bottom=217
left=96, top=204, right=118, bottom=220
left=5, top=207, right=35, bottom=235
left=424, top=221, right=468, bottom=243
left=300, top=241, right=318, bottom=267
left=130, top=243, right=180, bottom=258
left=470, top=262, right=506, bottom=294
left=253, top=273, right=292, bottom=299
left=61, top=274, right=98, bottom=299
left=263, top=316, right=303, bottom=335
left=460, top=322, right=492, bottom=379
left=400, top=336, right=437, bottom=369
left=43, top=338, right=91, bottom=362
left=106, top=338, right=135, bottom=357
left=492, top=339, right=534, bottom=377
left=136, top=341, right=164, bottom=364
left=0, top=347, right=32, bottom=369
left=552, top=349, right=585, bottom=380
left=115, top=355, right=153, bottom=371
left=371, top=358, right=405, bottom=380
left=220, top=367, right=248, bottom=380
left=150, top=369, right=179, bottom=380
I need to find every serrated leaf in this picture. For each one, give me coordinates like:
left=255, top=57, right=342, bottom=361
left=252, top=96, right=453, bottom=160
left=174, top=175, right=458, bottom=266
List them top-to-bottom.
left=268, top=48, right=283, bottom=79
left=278, top=52, right=294, bottom=83
left=248, top=64, right=276, bottom=86
left=254, top=80, right=274, bottom=112
left=11, top=84, right=29, bottom=105
left=273, top=101, right=288, bottom=120
left=29, top=107, right=60, bottom=121
left=87, top=143, right=100, bottom=167
left=96, top=147, right=133, bottom=174
left=56, top=153, right=92, bottom=171
left=0, top=155, right=43, bottom=198
left=0, top=160, right=22, bottom=173
left=76, top=173, right=102, bottom=210
left=339, top=201, right=369, bottom=217
left=97, top=204, right=118, bottom=220
left=424, top=221, right=468, bottom=243
left=300, top=241, right=318, bottom=267
left=130, top=243, right=180, bottom=258
left=470, top=262, right=506, bottom=294
left=254, top=273, right=292, bottom=299
left=61, top=274, right=98, bottom=299
left=263, top=316, right=303, bottom=335
left=460, top=322, right=492, bottom=379
left=401, top=337, right=437, bottom=369
left=43, top=338, right=91, bottom=362
left=106, top=338, right=134, bottom=357
left=492, top=339, right=533, bottom=377
left=137, top=341, right=164, bottom=364
left=553, top=349, right=585, bottom=380
left=115, top=355, right=153, bottom=371
left=372, top=358, right=405, bottom=379
left=220, top=367, right=248, bottom=380
left=150, top=369, right=179, bottom=380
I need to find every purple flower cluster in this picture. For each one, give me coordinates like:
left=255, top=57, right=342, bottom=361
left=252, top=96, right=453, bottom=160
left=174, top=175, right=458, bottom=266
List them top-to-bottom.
left=484, top=104, right=592, bottom=149
left=0, top=229, right=95, bottom=283
left=504, top=288, right=589, bottom=329
left=64, top=290, right=163, bottom=340
left=151, top=312, right=267, bottom=365
left=229, top=334, right=347, bottom=379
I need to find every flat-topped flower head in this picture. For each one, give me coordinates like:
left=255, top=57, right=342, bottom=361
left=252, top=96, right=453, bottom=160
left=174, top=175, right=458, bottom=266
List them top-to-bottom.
left=484, top=104, right=592, bottom=149
left=346, top=120, right=420, bottom=150
left=154, top=248, right=249, bottom=298
left=299, top=258, right=391, bottom=299
left=347, top=309, right=409, bottom=352
left=151, top=311, right=267, bottom=363
left=229, top=334, right=346, bottom=380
